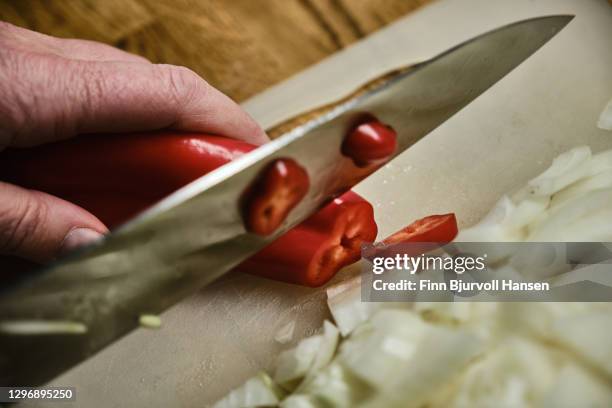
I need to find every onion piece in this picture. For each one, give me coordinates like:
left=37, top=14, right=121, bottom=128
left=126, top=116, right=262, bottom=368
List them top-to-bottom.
left=597, top=97, right=612, bottom=131
left=527, top=146, right=592, bottom=196
left=585, top=149, right=612, bottom=174
left=551, top=167, right=612, bottom=209
left=527, top=188, right=612, bottom=241
left=456, top=195, right=519, bottom=243
left=503, top=196, right=549, bottom=234
left=326, top=276, right=381, bottom=337
left=415, top=301, right=473, bottom=325
left=338, top=309, right=430, bottom=388
left=550, top=312, right=612, bottom=377
left=139, top=314, right=161, bottom=329
left=0, top=320, right=87, bottom=335
left=357, top=320, right=484, bottom=407
left=274, top=321, right=296, bottom=344
left=275, top=321, right=339, bottom=391
left=304, top=321, right=339, bottom=380
left=274, top=335, right=322, bottom=386
left=446, top=337, right=560, bottom=407
left=292, top=363, right=372, bottom=408
left=541, top=363, right=612, bottom=407
left=212, top=372, right=284, bottom=408
left=279, top=395, right=319, bottom=408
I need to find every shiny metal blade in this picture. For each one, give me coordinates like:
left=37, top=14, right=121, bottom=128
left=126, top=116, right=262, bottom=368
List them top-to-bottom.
left=0, top=15, right=573, bottom=386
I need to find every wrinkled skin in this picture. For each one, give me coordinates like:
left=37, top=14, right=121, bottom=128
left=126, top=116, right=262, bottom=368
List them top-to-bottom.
left=0, top=22, right=267, bottom=262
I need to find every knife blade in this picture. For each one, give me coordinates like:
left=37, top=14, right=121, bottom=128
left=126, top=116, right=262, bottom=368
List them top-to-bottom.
left=0, top=15, right=573, bottom=386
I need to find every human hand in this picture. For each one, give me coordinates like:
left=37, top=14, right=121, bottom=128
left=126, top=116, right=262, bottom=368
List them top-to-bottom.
left=0, top=22, right=268, bottom=262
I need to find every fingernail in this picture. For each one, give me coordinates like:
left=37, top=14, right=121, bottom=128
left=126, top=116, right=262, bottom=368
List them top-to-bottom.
left=60, top=228, right=103, bottom=256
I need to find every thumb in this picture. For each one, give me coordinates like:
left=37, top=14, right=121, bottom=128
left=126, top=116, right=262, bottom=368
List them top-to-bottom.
left=0, top=182, right=108, bottom=262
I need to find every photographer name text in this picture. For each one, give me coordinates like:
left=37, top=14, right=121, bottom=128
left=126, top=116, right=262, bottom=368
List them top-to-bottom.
left=372, top=279, right=550, bottom=292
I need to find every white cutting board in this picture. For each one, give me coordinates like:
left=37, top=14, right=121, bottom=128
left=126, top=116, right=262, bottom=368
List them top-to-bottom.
left=31, top=0, right=612, bottom=407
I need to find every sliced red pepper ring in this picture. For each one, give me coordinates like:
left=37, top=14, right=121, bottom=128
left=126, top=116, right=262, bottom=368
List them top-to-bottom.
left=341, top=120, right=398, bottom=167
left=241, top=158, right=310, bottom=236
left=235, top=191, right=377, bottom=287
left=363, top=213, right=458, bottom=261
left=383, top=213, right=458, bottom=245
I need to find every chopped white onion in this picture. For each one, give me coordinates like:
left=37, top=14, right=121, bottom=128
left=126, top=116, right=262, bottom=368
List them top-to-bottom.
left=219, top=146, right=612, bottom=406
left=460, top=146, right=612, bottom=244
left=527, top=146, right=592, bottom=196
left=550, top=168, right=612, bottom=209
left=527, top=188, right=612, bottom=241
left=456, top=195, right=520, bottom=243
left=502, top=195, right=549, bottom=232
left=326, top=276, right=381, bottom=336
left=414, top=301, right=472, bottom=324
left=338, top=309, right=430, bottom=388
left=550, top=312, right=612, bottom=376
left=274, top=321, right=296, bottom=344
left=274, top=321, right=339, bottom=391
left=305, top=321, right=339, bottom=379
left=358, top=322, right=484, bottom=408
left=274, top=334, right=322, bottom=386
left=447, top=337, right=560, bottom=407
left=292, top=363, right=371, bottom=408
left=541, top=364, right=612, bottom=407
left=212, top=372, right=283, bottom=408
left=279, top=395, right=319, bottom=408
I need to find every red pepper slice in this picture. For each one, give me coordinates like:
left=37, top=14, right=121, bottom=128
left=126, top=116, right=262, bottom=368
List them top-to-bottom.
left=341, top=120, right=398, bottom=167
left=241, top=158, right=310, bottom=236
left=236, top=191, right=377, bottom=287
left=383, top=213, right=458, bottom=245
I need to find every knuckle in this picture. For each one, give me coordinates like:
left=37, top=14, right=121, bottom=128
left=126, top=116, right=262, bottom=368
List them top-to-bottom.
left=0, top=21, right=17, bottom=37
left=0, top=25, right=87, bottom=146
left=0, top=48, right=34, bottom=148
left=15, top=56, right=82, bottom=144
left=59, top=61, right=107, bottom=134
left=76, top=62, right=107, bottom=110
left=157, top=64, right=208, bottom=107
left=245, top=116, right=265, bottom=137
left=0, top=188, right=47, bottom=256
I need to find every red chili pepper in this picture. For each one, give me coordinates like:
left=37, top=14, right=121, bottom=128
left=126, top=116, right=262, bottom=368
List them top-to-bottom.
left=341, top=120, right=398, bottom=167
left=0, top=132, right=257, bottom=228
left=1, top=132, right=378, bottom=286
left=241, top=158, right=309, bottom=236
left=236, top=191, right=377, bottom=287
left=383, top=213, right=458, bottom=245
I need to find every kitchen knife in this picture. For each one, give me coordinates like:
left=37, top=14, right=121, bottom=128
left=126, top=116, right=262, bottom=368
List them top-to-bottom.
left=0, top=15, right=573, bottom=386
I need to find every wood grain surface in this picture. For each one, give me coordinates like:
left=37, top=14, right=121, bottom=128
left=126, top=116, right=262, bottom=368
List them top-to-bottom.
left=0, top=0, right=431, bottom=102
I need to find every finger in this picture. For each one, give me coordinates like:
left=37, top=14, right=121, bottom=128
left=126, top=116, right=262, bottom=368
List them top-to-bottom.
left=0, top=21, right=147, bottom=63
left=50, top=38, right=150, bottom=63
left=10, top=59, right=268, bottom=147
left=0, top=182, right=108, bottom=262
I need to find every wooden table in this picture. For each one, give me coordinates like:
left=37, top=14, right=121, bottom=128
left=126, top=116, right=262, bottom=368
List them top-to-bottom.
left=0, top=0, right=431, bottom=102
